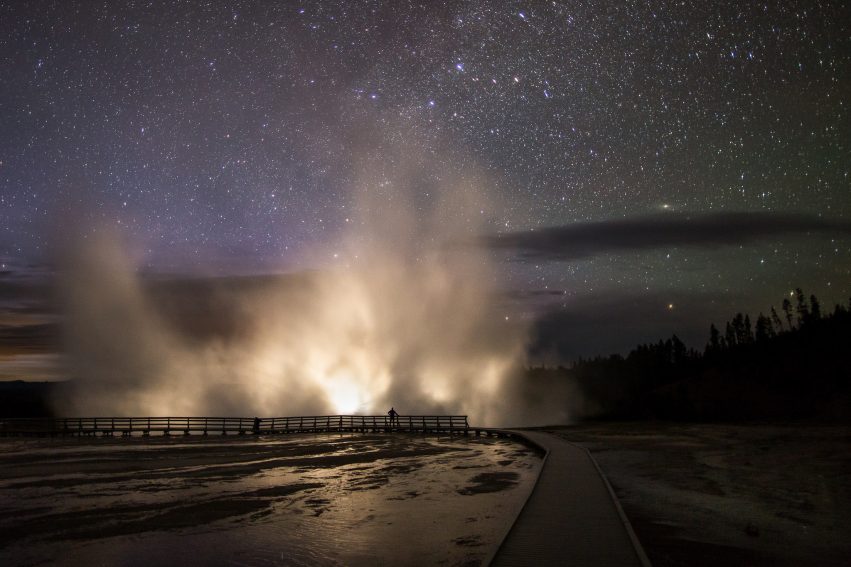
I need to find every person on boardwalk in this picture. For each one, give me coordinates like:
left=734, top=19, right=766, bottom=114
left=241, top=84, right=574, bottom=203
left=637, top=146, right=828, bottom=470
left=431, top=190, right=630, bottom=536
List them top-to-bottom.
left=387, top=407, right=399, bottom=426
left=252, top=416, right=261, bottom=434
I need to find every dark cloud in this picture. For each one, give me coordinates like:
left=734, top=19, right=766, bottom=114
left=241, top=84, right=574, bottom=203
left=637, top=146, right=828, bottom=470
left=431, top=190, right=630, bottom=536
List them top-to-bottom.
left=482, top=212, right=851, bottom=261
left=0, top=265, right=57, bottom=359
left=0, top=324, right=59, bottom=355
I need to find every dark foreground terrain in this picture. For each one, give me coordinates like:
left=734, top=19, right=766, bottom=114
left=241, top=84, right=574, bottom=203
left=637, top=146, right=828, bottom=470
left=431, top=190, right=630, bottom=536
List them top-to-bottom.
left=554, top=422, right=851, bottom=567
left=0, top=433, right=540, bottom=566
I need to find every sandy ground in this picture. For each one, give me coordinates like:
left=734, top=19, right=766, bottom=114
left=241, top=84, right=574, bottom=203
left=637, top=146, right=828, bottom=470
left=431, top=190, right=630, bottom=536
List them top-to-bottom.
left=550, top=422, right=851, bottom=567
left=0, top=433, right=540, bottom=566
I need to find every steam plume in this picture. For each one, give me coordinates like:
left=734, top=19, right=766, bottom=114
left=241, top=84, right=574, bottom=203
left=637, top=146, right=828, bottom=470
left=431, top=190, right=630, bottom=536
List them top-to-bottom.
left=55, top=146, right=556, bottom=426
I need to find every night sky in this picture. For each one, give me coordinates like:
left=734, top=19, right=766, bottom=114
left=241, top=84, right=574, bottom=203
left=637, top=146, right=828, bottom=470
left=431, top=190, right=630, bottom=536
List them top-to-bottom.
left=1, top=1, right=849, bottom=378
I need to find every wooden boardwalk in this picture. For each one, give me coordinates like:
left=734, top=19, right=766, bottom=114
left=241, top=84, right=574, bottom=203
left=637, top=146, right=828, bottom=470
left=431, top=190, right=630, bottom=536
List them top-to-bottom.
left=0, top=415, right=469, bottom=437
left=2, top=416, right=649, bottom=565
left=490, top=430, right=651, bottom=567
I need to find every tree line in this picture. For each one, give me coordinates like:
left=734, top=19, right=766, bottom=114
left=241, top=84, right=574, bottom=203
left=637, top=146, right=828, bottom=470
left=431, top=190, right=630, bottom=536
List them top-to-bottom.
left=707, top=288, right=831, bottom=353
left=524, top=290, right=851, bottom=422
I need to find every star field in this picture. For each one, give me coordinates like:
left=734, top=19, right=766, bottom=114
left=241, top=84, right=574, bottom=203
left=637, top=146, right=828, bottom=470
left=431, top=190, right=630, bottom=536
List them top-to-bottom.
left=1, top=1, right=849, bottom=352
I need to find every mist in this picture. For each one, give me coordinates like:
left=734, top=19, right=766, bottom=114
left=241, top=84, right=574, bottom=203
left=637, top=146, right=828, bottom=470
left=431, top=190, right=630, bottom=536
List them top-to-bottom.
left=54, top=150, right=571, bottom=427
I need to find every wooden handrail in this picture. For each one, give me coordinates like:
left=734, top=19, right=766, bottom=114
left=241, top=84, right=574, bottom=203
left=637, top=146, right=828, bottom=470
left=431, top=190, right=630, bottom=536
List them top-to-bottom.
left=0, top=415, right=470, bottom=437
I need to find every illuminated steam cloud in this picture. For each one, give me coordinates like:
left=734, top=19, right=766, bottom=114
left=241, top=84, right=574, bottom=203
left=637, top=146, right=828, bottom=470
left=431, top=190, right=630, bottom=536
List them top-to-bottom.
left=56, top=149, right=542, bottom=426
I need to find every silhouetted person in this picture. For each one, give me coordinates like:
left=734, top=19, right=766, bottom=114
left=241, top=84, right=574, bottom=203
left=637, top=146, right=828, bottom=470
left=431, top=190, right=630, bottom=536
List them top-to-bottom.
left=388, top=407, right=398, bottom=426
left=253, top=416, right=261, bottom=434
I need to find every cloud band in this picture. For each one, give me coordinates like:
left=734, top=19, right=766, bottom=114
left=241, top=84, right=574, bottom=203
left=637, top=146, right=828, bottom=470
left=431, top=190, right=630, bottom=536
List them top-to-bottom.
left=482, top=211, right=851, bottom=261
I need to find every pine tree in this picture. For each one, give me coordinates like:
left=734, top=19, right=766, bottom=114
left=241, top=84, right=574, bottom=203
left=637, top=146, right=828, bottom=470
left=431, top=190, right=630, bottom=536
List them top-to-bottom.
left=795, top=288, right=809, bottom=326
left=809, top=294, right=821, bottom=321
left=782, top=298, right=794, bottom=328
left=770, top=306, right=784, bottom=331
left=732, top=313, right=748, bottom=344
left=754, top=313, right=768, bottom=342
left=744, top=314, right=754, bottom=343
left=755, top=314, right=774, bottom=341
left=725, top=321, right=736, bottom=347
left=708, top=323, right=721, bottom=352
left=671, top=334, right=686, bottom=363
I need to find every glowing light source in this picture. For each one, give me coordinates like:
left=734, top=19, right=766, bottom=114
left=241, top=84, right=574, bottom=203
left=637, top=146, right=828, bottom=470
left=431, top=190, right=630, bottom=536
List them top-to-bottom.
left=325, top=378, right=364, bottom=414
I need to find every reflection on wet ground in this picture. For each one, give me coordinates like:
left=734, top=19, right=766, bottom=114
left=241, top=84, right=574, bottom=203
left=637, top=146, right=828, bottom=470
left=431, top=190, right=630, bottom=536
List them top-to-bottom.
left=0, top=433, right=540, bottom=566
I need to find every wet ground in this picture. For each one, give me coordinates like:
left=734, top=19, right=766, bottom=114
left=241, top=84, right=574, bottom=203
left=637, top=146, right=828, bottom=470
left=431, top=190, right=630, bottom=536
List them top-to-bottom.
left=551, top=423, right=851, bottom=567
left=0, top=433, right=540, bottom=566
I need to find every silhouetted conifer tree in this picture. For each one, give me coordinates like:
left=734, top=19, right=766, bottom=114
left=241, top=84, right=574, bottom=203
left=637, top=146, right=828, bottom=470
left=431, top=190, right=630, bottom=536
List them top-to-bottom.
left=795, top=288, right=809, bottom=326
left=809, top=294, right=821, bottom=321
left=782, top=298, right=794, bottom=328
left=770, top=306, right=784, bottom=331
left=732, top=313, right=749, bottom=344
left=754, top=314, right=774, bottom=341
left=725, top=321, right=736, bottom=347
left=708, top=324, right=721, bottom=353
left=671, top=334, right=686, bottom=363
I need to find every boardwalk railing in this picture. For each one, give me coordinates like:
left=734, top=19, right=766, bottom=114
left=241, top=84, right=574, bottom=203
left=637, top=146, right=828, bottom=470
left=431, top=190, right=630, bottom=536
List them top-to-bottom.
left=0, top=415, right=469, bottom=437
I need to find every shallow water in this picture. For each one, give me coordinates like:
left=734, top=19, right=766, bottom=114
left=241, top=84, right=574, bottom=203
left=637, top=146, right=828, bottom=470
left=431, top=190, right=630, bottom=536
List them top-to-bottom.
left=0, top=433, right=540, bottom=566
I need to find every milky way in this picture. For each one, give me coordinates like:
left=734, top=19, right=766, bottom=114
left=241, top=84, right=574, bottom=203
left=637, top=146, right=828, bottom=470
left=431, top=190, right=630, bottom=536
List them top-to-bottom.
left=1, top=1, right=849, bottom=366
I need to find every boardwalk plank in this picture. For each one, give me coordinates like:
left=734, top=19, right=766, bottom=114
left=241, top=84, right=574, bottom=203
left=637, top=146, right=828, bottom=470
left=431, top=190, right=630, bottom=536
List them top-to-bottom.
left=491, top=430, right=650, bottom=567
